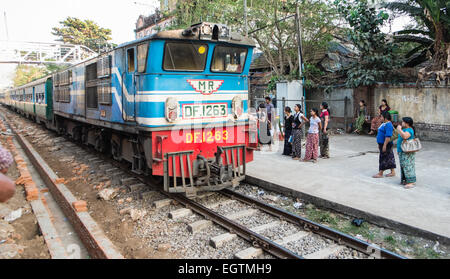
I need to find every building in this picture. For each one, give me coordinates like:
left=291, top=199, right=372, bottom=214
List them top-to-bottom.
left=135, top=0, right=182, bottom=39
left=135, top=12, right=174, bottom=39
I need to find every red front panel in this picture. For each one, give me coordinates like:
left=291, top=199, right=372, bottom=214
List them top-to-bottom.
left=152, top=125, right=255, bottom=177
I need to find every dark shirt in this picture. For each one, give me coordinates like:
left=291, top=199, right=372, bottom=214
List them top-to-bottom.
left=380, top=105, right=391, bottom=114
left=292, top=112, right=304, bottom=129
left=284, top=115, right=294, bottom=132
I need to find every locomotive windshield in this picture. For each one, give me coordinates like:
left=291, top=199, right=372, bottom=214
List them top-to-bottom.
left=163, top=42, right=208, bottom=71
left=211, top=46, right=247, bottom=73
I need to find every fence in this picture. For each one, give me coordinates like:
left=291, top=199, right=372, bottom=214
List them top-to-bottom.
left=252, top=96, right=351, bottom=132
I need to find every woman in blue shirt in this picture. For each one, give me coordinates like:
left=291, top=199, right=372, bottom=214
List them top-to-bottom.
left=373, top=111, right=396, bottom=178
left=396, top=117, right=416, bottom=189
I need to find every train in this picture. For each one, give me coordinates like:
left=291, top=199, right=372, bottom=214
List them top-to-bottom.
left=0, top=22, right=257, bottom=197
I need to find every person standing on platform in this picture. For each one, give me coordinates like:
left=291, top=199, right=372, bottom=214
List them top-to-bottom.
left=265, top=97, right=275, bottom=151
left=369, top=99, right=390, bottom=135
left=319, top=102, right=330, bottom=159
left=257, top=103, right=269, bottom=150
left=291, top=104, right=308, bottom=160
left=282, top=107, right=294, bottom=156
left=303, top=108, right=321, bottom=163
left=373, top=111, right=396, bottom=178
left=397, top=117, right=417, bottom=189
left=0, top=145, right=15, bottom=203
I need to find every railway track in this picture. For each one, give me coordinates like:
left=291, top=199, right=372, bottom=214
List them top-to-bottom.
left=1, top=106, right=406, bottom=259
left=0, top=112, right=124, bottom=259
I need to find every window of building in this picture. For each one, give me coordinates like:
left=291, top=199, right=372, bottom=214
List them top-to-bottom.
left=163, top=42, right=208, bottom=71
left=137, top=43, right=149, bottom=73
left=211, top=46, right=247, bottom=73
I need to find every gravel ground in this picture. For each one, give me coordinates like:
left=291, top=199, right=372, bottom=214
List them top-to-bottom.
left=235, top=212, right=279, bottom=229
left=288, top=235, right=330, bottom=256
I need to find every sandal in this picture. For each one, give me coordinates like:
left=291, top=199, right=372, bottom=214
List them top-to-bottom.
left=385, top=173, right=396, bottom=178
left=372, top=174, right=384, bottom=178
left=404, top=184, right=416, bottom=189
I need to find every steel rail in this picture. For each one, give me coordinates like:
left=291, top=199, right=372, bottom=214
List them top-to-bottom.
left=4, top=115, right=124, bottom=259
left=221, top=188, right=407, bottom=259
left=164, top=191, right=304, bottom=259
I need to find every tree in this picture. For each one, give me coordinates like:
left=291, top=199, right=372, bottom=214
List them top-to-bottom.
left=170, top=0, right=340, bottom=85
left=334, top=0, right=403, bottom=87
left=384, top=0, right=450, bottom=71
left=52, top=17, right=114, bottom=52
left=12, top=64, right=69, bottom=87
left=13, top=65, right=46, bottom=87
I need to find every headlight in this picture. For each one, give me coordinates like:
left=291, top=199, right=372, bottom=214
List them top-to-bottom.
left=232, top=96, right=243, bottom=119
left=165, top=97, right=179, bottom=123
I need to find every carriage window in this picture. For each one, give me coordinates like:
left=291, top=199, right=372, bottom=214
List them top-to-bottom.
left=163, top=42, right=208, bottom=71
left=137, top=43, right=149, bottom=73
left=211, top=46, right=247, bottom=73
left=127, top=48, right=135, bottom=72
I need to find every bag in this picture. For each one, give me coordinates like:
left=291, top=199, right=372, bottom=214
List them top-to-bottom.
left=278, top=131, right=284, bottom=141
left=288, top=135, right=293, bottom=143
left=401, top=138, right=422, bottom=153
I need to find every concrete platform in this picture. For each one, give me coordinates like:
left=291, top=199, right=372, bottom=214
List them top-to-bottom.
left=247, top=134, right=450, bottom=240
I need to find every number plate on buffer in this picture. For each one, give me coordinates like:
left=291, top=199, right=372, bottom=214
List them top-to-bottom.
left=182, top=103, right=228, bottom=119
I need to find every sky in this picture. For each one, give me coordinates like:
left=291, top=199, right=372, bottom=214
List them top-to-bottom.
left=0, top=0, right=159, bottom=88
left=0, top=0, right=159, bottom=44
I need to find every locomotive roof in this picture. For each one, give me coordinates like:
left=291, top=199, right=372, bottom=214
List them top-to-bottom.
left=118, top=24, right=256, bottom=49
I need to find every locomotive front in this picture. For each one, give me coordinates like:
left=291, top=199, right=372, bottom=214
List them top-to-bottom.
left=138, top=23, right=257, bottom=197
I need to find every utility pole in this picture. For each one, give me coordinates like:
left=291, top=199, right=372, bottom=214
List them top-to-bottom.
left=244, top=0, right=248, bottom=36
left=295, top=2, right=306, bottom=136
left=4, top=11, right=9, bottom=41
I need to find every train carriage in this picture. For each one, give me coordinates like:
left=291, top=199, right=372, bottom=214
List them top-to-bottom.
left=2, top=23, right=257, bottom=197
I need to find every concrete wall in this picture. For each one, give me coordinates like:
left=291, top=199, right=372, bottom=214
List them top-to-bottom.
left=374, top=85, right=450, bottom=142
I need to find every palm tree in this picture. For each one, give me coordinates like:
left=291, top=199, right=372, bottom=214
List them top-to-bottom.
left=384, top=0, right=449, bottom=70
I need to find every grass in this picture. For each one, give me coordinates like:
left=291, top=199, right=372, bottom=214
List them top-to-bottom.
left=284, top=202, right=446, bottom=259
left=306, top=208, right=339, bottom=226
left=384, top=236, right=397, bottom=246
left=413, top=246, right=441, bottom=259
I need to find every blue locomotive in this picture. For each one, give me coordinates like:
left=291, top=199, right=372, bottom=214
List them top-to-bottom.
left=1, top=23, right=257, bottom=197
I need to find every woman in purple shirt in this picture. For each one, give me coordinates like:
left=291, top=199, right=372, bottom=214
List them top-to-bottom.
left=373, top=111, right=396, bottom=178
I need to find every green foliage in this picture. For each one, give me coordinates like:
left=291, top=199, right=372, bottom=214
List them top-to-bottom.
left=170, top=0, right=339, bottom=84
left=334, top=0, right=403, bottom=87
left=384, top=0, right=450, bottom=70
left=52, top=17, right=115, bottom=52
left=12, top=64, right=70, bottom=87
left=13, top=65, right=46, bottom=87
left=266, top=76, right=281, bottom=93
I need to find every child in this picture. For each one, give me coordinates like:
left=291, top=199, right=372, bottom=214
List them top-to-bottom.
left=303, top=108, right=322, bottom=163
